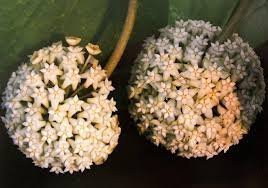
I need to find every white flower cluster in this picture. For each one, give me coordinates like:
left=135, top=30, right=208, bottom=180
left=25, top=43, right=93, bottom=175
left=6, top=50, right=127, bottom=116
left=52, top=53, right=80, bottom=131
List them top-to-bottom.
left=128, top=20, right=265, bottom=159
left=1, top=37, right=121, bottom=173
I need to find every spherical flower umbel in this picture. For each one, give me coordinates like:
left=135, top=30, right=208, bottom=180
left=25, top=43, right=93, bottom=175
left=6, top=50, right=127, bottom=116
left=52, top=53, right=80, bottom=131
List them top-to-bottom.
left=128, top=19, right=265, bottom=159
left=1, top=37, right=121, bottom=173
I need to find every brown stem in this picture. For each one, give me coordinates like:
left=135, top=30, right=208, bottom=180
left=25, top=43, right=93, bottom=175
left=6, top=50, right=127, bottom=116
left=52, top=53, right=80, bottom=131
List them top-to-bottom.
left=104, top=0, right=138, bottom=77
left=219, top=0, right=251, bottom=42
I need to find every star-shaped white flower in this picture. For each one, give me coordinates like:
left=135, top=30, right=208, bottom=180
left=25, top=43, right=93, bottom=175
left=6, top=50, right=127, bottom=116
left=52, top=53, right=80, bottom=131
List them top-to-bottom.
left=188, top=20, right=205, bottom=35
left=202, top=22, right=221, bottom=39
left=172, top=27, right=189, bottom=44
left=190, top=35, right=208, bottom=50
left=142, top=36, right=156, bottom=51
left=155, top=37, right=170, bottom=52
left=48, top=42, right=65, bottom=63
left=208, top=42, right=225, bottom=56
left=167, top=44, right=183, bottom=61
left=183, top=47, right=203, bottom=65
left=30, top=48, right=50, bottom=65
left=153, top=53, right=170, bottom=67
left=59, top=55, right=78, bottom=71
left=223, top=56, right=235, bottom=70
left=158, top=60, right=180, bottom=80
left=17, top=63, right=32, bottom=75
left=40, top=63, right=63, bottom=85
left=202, top=63, right=225, bottom=83
left=231, top=63, right=247, bottom=81
left=180, top=64, right=204, bottom=80
left=80, top=66, right=106, bottom=89
left=61, top=68, right=81, bottom=90
left=145, top=68, right=162, bottom=83
left=25, top=71, right=44, bottom=88
left=171, top=76, right=187, bottom=88
left=216, top=77, right=235, bottom=98
left=196, top=78, right=215, bottom=98
left=98, top=79, right=114, bottom=95
left=154, top=82, right=172, bottom=97
left=14, top=84, right=33, bottom=102
left=48, top=85, right=65, bottom=109
left=128, top=86, right=140, bottom=99
left=31, top=87, right=49, bottom=108
left=176, top=88, right=198, bottom=107
left=206, top=89, right=221, bottom=106
left=222, top=93, right=240, bottom=114
left=87, top=94, right=108, bottom=109
left=63, top=95, right=83, bottom=117
left=144, top=96, right=157, bottom=114
left=196, top=97, right=214, bottom=118
left=107, top=98, right=117, bottom=112
left=135, top=99, right=147, bottom=114
left=160, top=100, right=177, bottom=121
left=24, top=102, right=45, bottom=116
left=78, top=102, right=101, bottom=122
left=48, top=105, right=67, bottom=123
left=178, top=105, right=203, bottom=131
left=220, top=111, right=236, bottom=129
left=23, top=115, right=46, bottom=132
left=52, top=117, right=73, bottom=139
left=69, top=118, right=94, bottom=139
left=204, top=118, right=221, bottom=140
left=151, top=120, right=168, bottom=138
left=227, top=120, right=246, bottom=144
left=41, top=122, right=58, bottom=144
left=102, top=128, right=115, bottom=143
left=11, top=129, right=25, bottom=147
left=24, top=130, right=41, bottom=147
left=151, top=134, right=164, bottom=146
left=69, top=136, right=91, bottom=156
left=53, top=139, right=70, bottom=157
left=26, top=141, right=43, bottom=160
left=64, top=156, right=78, bottom=174
left=76, top=156, right=93, bottom=172
left=50, top=163, right=64, bottom=174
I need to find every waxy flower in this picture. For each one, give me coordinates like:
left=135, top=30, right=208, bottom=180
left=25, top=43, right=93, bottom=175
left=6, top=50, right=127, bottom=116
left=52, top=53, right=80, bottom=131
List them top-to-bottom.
left=128, top=19, right=265, bottom=159
left=2, top=37, right=121, bottom=173
left=40, top=63, right=63, bottom=85
left=61, top=68, right=81, bottom=90
left=48, top=85, right=65, bottom=109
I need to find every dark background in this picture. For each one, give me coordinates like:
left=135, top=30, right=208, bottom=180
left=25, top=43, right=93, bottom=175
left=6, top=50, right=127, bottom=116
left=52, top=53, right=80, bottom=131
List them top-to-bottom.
left=0, top=40, right=267, bottom=188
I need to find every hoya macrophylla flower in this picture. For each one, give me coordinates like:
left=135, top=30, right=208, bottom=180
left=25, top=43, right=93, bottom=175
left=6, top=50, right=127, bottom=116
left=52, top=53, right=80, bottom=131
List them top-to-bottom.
left=128, top=20, right=265, bottom=159
left=1, top=37, right=121, bottom=173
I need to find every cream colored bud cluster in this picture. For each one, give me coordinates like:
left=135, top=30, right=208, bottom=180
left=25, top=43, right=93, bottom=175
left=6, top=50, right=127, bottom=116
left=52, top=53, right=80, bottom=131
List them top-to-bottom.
left=128, top=20, right=265, bottom=159
left=2, top=37, right=121, bottom=173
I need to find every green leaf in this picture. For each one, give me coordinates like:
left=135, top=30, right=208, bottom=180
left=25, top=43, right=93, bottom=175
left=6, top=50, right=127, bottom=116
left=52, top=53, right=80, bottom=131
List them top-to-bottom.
left=130, top=0, right=168, bottom=44
left=168, top=0, right=268, bottom=48
left=168, top=0, right=239, bottom=27
left=238, top=0, right=268, bottom=47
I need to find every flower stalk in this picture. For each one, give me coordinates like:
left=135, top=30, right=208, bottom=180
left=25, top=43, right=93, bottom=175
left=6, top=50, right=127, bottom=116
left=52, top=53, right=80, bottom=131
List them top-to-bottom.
left=104, top=0, right=138, bottom=77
